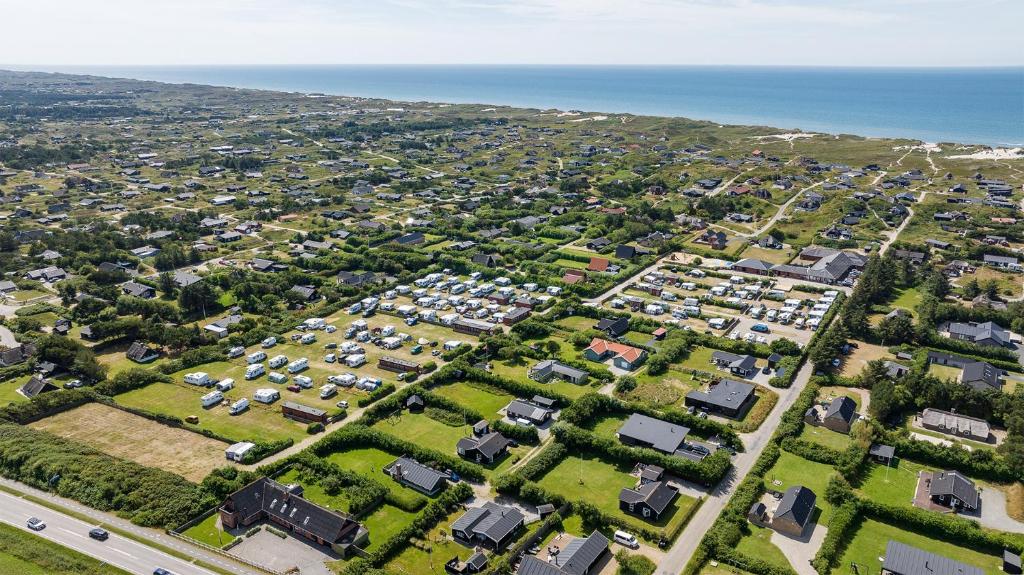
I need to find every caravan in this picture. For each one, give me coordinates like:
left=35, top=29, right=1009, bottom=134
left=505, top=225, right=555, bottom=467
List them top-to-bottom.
left=227, top=346, right=245, bottom=359
left=247, top=351, right=267, bottom=364
left=269, top=354, right=288, bottom=368
left=287, top=358, right=309, bottom=373
left=244, top=364, right=265, bottom=380
left=184, top=372, right=211, bottom=386
left=215, top=378, right=235, bottom=392
left=319, top=384, right=338, bottom=399
left=253, top=389, right=280, bottom=404
left=201, top=390, right=224, bottom=407
left=229, top=398, right=249, bottom=415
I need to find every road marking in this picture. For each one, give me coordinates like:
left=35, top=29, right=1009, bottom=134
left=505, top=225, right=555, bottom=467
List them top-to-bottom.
left=58, top=527, right=85, bottom=538
left=109, top=547, right=137, bottom=559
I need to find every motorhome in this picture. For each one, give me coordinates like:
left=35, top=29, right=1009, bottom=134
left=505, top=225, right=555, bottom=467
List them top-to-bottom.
left=300, top=333, right=316, bottom=344
left=261, top=336, right=277, bottom=348
left=227, top=346, right=245, bottom=359
left=247, top=351, right=267, bottom=364
left=269, top=354, right=288, bottom=368
left=344, top=354, right=366, bottom=368
left=287, top=358, right=309, bottom=373
left=245, top=364, right=265, bottom=380
left=184, top=372, right=211, bottom=386
left=293, top=374, right=313, bottom=388
left=215, top=378, right=235, bottom=392
left=319, top=384, right=338, bottom=399
left=253, top=389, right=280, bottom=404
left=201, top=390, right=224, bottom=407
left=229, top=398, right=249, bottom=415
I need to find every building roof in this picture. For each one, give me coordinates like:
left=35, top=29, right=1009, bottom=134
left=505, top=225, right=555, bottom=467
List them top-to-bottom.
left=733, top=258, right=773, bottom=272
left=596, top=316, right=629, bottom=336
left=948, top=321, right=1009, bottom=346
left=585, top=338, right=645, bottom=365
left=711, top=351, right=757, bottom=372
left=531, top=359, right=587, bottom=381
left=960, top=361, right=1003, bottom=392
left=18, top=376, right=57, bottom=398
left=686, top=378, right=755, bottom=412
left=825, top=396, right=857, bottom=424
left=506, top=399, right=552, bottom=422
left=282, top=401, right=326, bottom=418
left=921, top=408, right=990, bottom=439
left=617, top=413, right=689, bottom=453
left=457, top=432, right=512, bottom=460
left=869, top=444, right=895, bottom=460
left=385, top=457, right=447, bottom=493
left=930, top=470, right=979, bottom=509
left=223, top=477, right=359, bottom=544
left=619, top=481, right=678, bottom=515
left=774, top=485, right=816, bottom=528
left=450, top=501, right=523, bottom=545
left=882, top=540, right=983, bottom=575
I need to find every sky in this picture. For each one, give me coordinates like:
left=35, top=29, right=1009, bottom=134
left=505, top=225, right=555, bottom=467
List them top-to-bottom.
left=2, top=0, right=1021, bottom=67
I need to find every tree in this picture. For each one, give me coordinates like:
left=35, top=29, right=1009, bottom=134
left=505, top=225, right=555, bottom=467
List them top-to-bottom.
left=158, top=272, right=176, bottom=297
left=962, top=277, right=981, bottom=298
left=178, top=281, right=221, bottom=317
left=877, top=312, right=913, bottom=345
left=769, top=338, right=801, bottom=356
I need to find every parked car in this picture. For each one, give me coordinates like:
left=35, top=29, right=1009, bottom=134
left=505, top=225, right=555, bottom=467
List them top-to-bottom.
left=751, top=323, right=769, bottom=333
left=63, top=379, right=83, bottom=389
left=287, top=384, right=301, bottom=393
left=336, top=400, right=349, bottom=409
left=26, top=517, right=45, bottom=531
left=88, top=528, right=109, bottom=541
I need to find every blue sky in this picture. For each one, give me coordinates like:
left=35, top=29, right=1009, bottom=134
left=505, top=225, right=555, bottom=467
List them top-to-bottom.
left=3, top=0, right=1021, bottom=66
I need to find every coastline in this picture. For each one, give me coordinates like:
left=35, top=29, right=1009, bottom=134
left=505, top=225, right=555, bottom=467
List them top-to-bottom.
left=3, top=65, right=1022, bottom=148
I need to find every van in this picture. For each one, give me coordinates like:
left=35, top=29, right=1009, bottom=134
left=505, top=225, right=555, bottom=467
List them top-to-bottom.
left=766, top=309, right=777, bottom=322
left=300, top=333, right=316, bottom=344
left=261, top=336, right=277, bottom=348
left=227, top=346, right=245, bottom=359
left=247, top=351, right=267, bottom=364
left=287, top=358, right=309, bottom=373
left=245, top=364, right=265, bottom=380
left=184, top=372, right=211, bottom=386
left=293, top=374, right=313, bottom=388
left=215, top=378, right=235, bottom=392
left=319, top=384, right=338, bottom=399
left=201, top=390, right=224, bottom=407
left=229, top=398, right=249, bottom=415
left=613, top=530, right=639, bottom=549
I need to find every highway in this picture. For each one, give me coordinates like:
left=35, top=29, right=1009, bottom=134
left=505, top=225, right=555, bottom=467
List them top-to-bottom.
left=0, top=490, right=218, bottom=575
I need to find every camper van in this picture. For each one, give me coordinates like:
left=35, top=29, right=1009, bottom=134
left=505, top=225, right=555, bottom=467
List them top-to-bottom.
left=303, top=317, right=326, bottom=330
left=300, top=333, right=316, bottom=344
left=261, top=336, right=277, bottom=348
left=227, top=346, right=245, bottom=359
left=247, top=351, right=267, bottom=364
left=268, top=354, right=288, bottom=368
left=344, top=354, right=366, bottom=368
left=287, top=358, right=309, bottom=373
left=244, top=364, right=265, bottom=380
left=184, top=372, right=211, bottom=386
left=268, top=372, right=288, bottom=384
left=329, top=373, right=357, bottom=387
left=293, top=374, right=313, bottom=388
left=215, top=378, right=235, bottom=392
left=319, top=384, right=338, bottom=399
left=253, top=389, right=280, bottom=404
left=201, top=390, right=224, bottom=407
left=229, top=398, right=249, bottom=415
left=613, top=530, right=639, bottom=549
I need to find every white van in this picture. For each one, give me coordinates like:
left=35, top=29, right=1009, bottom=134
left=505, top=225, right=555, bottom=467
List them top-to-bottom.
left=300, top=333, right=316, bottom=344
left=261, top=336, right=277, bottom=348
left=227, top=346, right=245, bottom=359
left=247, top=351, right=267, bottom=364
left=269, top=354, right=288, bottom=368
left=287, top=358, right=309, bottom=373
left=245, top=364, right=265, bottom=380
left=184, top=372, right=211, bottom=386
left=293, top=374, right=313, bottom=388
left=215, top=378, right=235, bottom=392
left=319, top=384, right=338, bottom=399
left=253, top=389, right=279, bottom=404
left=201, top=390, right=224, bottom=407
left=229, top=398, right=249, bottom=415
left=613, top=530, right=639, bottom=549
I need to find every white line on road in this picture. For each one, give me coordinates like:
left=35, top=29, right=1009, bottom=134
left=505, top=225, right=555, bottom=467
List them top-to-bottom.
left=58, top=527, right=85, bottom=538
left=109, top=547, right=138, bottom=559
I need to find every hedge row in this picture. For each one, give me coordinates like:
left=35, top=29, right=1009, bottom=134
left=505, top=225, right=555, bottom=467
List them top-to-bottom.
left=889, top=435, right=1023, bottom=483
left=810, top=501, right=861, bottom=574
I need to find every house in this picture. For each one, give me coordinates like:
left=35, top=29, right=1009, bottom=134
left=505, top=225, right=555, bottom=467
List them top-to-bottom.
left=699, top=230, right=728, bottom=250
left=395, top=232, right=425, bottom=246
left=758, top=235, right=783, bottom=249
left=586, top=237, right=611, bottom=250
left=615, top=245, right=637, bottom=259
left=770, top=248, right=866, bottom=285
left=892, top=249, right=926, bottom=265
left=472, top=254, right=501, bottom=268
left=983, top=254, right=1018, bottom=269
left=587, top=257, right=610, bottom=272
left=732, top=258, right=773, bottom=276
left=25, top=266, right=67, bottom=282
left=562, top=269, right=587, bottom=285
left=337, top=270, right=378, bottom=286
left=0, top=280, right=16, bottom=293
left=122, top=281, right=156, bottom=299
left=288, top=284, right=319, bottom=301
left=503, top=306, right=530, bottom=326
left=595, top=317, right=630, bottom=338
left=452, top=318, right=498, bottom=337
left=947, top=321, right=1009, bottom=347
left=583, top=338, right=647, bottom=371
left=126, top=341, right=159, bottom=363
left=0, top=343, right=36, bottom=367
left=710, top=351, right=758, bottom=378
left=379, top=356, right=422, bottom=374
left=528, top=359, right=588, bottom=385
left=959, top=360, right=1003, bottom=392
left=884, top=361, right=910, bottom=379
left=18, top=376, right=57, bottom=399
left=685, top=379, right=755, bottom=418
left=805, top=396, right=858, bottom=434
left=506, top=399, right=553, bottom=425
left=282, top=402, right=328, bottom=425
left=920, top=408, right=990, bottom=442
left=616, top=413, right=688, bottom=454
left=456, top=432, right=512, bottom=465
left=869, top=444, right=896, bottom=465
left=384, top=457, right=448, bottom=495
left=928, top=470, right=979, bottom=511
left=218, top=477, right=366, bottom=556
left=619, top=481, right=678, bottom=521
left=772, top=486, right=817, bottom=537
left=450, top=502, right=524, bottom=551
left=515, top=531, right=609, bottom=575
left=881, top=541, right=983, bottom=575
left=1005, top=550, right=1022, bottom=575
left=445, top=551, right=489, bottom=575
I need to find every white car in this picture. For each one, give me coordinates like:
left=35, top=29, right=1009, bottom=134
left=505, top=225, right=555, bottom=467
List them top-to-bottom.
left=26, top=517, right=45, bottom=531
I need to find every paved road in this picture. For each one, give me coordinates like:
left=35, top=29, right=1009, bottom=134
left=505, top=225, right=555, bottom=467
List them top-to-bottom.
left=657, top=362, right=815, bottom=575
left=0, top=478, right=264, bottom=575
left=0, top=489, right=217, bottom=575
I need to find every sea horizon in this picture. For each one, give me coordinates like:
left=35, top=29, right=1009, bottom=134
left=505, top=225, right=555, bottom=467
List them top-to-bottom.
left=6, top=64, right=1023, bottom=147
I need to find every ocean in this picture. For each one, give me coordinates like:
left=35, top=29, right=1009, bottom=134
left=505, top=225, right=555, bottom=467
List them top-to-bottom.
left=16, top=65, right=1024, bottom=146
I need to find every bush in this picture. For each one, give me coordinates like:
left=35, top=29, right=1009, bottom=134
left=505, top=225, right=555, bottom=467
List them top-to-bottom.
left=307, top=422, right=325, bottom=434
left=615, top=550, right=657, bottom=575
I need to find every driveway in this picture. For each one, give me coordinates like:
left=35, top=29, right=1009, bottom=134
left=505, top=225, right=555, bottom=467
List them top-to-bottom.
left=0, top=324, right=17, bottom=347
left=965, top=484, right=1024, bottom=533
left=770, top=522, right=828, bottom=575
left=229, top=528, right=334, bottom=575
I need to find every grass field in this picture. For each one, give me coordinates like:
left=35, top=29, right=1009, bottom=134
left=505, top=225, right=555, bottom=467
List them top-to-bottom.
left=738, top=245, right=796, bottom=265
left=890, top=287, right=923, bottom=315
left=839, top=342, right=892, bottom=378
left=677, top=346, right=718, bottom=372
left=927, top=363, right=962, bottom=381
left=0, top=378, right=28, bottom=406
left=114, top=381, right=308, bottom=443
left=433, top=382, right=513, bottom=418
left=29, top=402, right=230, bottom=482
left=373, top=412, right=475, bottom=454
left=587, top=414, right=629, bottom=439
left=798, top=424, right=853, bottom=451
left=324, top=446, right=398, bottom=479
left=763, top=451, right=836, bottom=522
left=535, top=452, right=699, bottom=537
left=855, top=459, right=929, bottom=508
left=381, top=510, right=483, bottom=575
left=182, top=513, right=236, bottom=548
left=837, top=519, right=1002, bottom=575
left=0, top=521, right=131, bottom=575
left=736, top=524, right=790, bottom=570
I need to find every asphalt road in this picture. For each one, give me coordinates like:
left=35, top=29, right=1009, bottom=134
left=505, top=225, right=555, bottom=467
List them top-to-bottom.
left=0, top=490, right=217, bottom=575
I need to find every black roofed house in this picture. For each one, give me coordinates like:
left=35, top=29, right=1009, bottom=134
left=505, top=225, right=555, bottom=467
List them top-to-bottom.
left=395, top=232, right=425, bottom=246
left=586, top=237, right=611, bottom=251
left=301, top=239, right=333, bottom=252
left=615, top=245, right=637, bottom=259
left=892, top=249, right=925, bottom=265
left=472, top=254, right=501, bottom=268
left=983, top=254, right=1018, bottom=269
left=251, top=258, right=288, bottom=273
left=732, top=258, right=773, bottom=276
left=173, top=270, right=202, bottom=288
left=337, top=270, right=377, bottom=286
left=122, top=281, right=156, bottom=299
left=288, top=284, right=319, bottom=302
left=595, top=316, right=629, bottom=338
left=54, top=317, right=71, bottom=336
left=947, top=321, right=1009, bottom=347
left=126, top=341, right=159, bottom=363
left=0, top=343, right=36, bottom=367
left=710, top=351, right=758, bottom=378
left=528, top=359, right=588, bottom=385
left=959, top=360, right=1003, bottom=392
left=884, top=361, right=910, bottom=379
left=18, top=375, right=58, bottom=399
left=685, top=378, right=755, bottom=418
left=406, top=394, right=425, bottom=412
left=804, top=395, right=858, bottom=434
left=506, top=399, right=553, bottom=425
left=616, top=413, right=689, bottom=454
left=457, top=432, right=512, bottom=465
left=869, top=443, right=895, bottom=465
left=384, top=457, right=448, bottom=496
left=928, top=470, right=979, bottom=511
left=218, top=477, right=367, bottom=556
left=619, top=480, right=678, bottom=521
left=771, top=486, right=816, bottom=537
left=450, top=502, right=524, bottom=550
left=516, top=530, right=609, bottom=575
left=882, top=541, right=984, bottom=575
left=1005, top=550, right=1022, bottom=575
left=446, top=551, right=489, bottom=575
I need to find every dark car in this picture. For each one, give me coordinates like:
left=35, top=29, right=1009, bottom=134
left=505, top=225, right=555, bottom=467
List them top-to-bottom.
left=324, top=342, right=338, bottom=349
left=286, top=384, right=301, bottom=393
left=88, top=527, right=109, bottom=541
left=154, top=569, right=175, bottom=575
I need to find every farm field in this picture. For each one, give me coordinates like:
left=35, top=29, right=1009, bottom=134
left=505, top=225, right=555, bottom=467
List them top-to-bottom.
left=29, top=402, right=230, bottom=482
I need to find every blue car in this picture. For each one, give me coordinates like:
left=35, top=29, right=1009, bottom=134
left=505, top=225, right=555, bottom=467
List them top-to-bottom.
left=751, top=323, right=770, bottom=333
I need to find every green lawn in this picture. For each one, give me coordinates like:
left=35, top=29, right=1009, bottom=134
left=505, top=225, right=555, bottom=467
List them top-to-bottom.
left=890, top=287, right=922, bottom=317
left=555, top=315, right=599, bottom=332
left=677, top=346, right=717, bottom=372
left=927, top=363, right=962, bottom=381
left=0, top=378, right=29, bottom=406
left=114, top=381, right=307, bottom=443
left=433, top=382, right=513, bottom=418
left=373, top=412, right=474, bottom=454
left=587, top=414, right=629, bottom=439
left=798, top=424, right=853, bottom=451
left=325, top=446, right=398, bottom=479
left=764, top=451, right=837, bottom=522
left=535, top=452, right=699, bottom=538
left=855, top=459, right=928, bottom=508
left=360, top=503, right=418, bottom=552
left=383, top=511, right=487, bottom=575
left=182, top=513, right=236, bottom=548
left=836, top=519, right=1003, bottom=575
left=736, top=524, right=790, bottom=570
